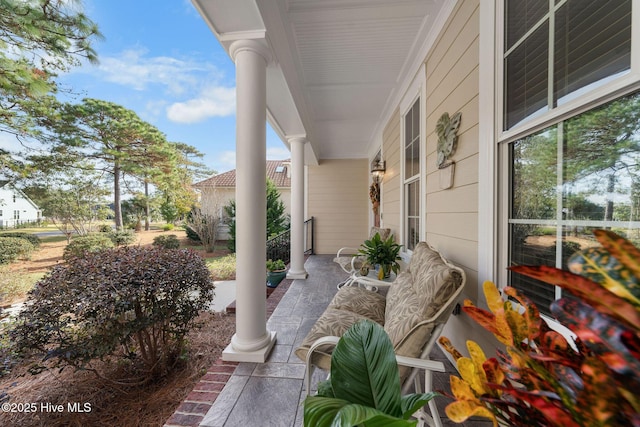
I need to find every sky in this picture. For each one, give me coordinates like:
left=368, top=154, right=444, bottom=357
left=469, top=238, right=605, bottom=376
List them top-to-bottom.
left=51, top=0, right=289, bottom=176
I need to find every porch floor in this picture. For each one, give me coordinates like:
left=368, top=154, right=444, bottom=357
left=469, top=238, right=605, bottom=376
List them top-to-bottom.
left=170, top=255, right=492, bottom=427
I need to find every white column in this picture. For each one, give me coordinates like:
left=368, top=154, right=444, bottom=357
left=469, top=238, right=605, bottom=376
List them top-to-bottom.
left=223, top=39, right=276, bottom=362
left=287, top=136, right=308, bottom=279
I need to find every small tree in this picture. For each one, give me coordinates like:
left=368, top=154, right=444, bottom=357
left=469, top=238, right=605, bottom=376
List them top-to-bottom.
left=224, top=178, right=289, bottom=252
left=185, top=188, right=224, bottom=252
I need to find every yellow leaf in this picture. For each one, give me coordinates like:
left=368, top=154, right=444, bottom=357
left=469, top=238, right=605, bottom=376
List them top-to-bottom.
left=483, top=281, right=504, bottom=314
left=505, top=309, right=528, bottom=344
left=494, top=310, right=514, bottom=346
left=467, top=341, right=487, bottom=376
left=458, top=357, right=490, bottom=396
left=449, top=375, right=477, bottom=400
left=445, top=401, right=498, bottom=426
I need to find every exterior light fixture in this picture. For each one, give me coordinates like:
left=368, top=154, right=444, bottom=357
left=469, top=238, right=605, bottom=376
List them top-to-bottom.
left=370, top=159, right=386, bottom=183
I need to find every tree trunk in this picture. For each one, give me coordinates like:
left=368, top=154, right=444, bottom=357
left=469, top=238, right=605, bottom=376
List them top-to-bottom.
left=114, top=163, right=123, bottom=230
left=604, top=173, right=615, bottom=223
left=144, top=180, right=150, bottom=231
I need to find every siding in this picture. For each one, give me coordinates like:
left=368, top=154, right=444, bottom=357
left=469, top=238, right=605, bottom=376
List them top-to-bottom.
left=379, top=0, right=485, bottom=356
left=423, top=0, right=484, bottom=354
left=381, top=107, right=401, bottom=239
left=307, top=159, right=369, bottom=254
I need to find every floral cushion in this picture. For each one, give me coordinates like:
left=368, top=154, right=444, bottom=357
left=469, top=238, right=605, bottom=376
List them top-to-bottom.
left=384, top=242, right=463, bottom=358
left=328, top=286, right=386, bottom=324
left=294, top=307, right=383, bottom=371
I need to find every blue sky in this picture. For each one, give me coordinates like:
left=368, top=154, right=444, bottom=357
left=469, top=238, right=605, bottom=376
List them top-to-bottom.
left=55, top=0, right=288, bottom=176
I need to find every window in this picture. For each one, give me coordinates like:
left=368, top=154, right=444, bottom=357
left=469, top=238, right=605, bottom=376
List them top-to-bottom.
left=501, top=0, right=637, bottom=316
left=504, top=0, right=632, bottom=130
left=404, top=98, right=421, bottom=251
left=0, top=210, right=3, bottom=217
left=14, top=210, right=19, bottom=220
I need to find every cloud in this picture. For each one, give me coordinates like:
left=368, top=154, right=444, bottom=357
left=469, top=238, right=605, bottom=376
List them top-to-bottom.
left=85, top=48, right=222, bottom=96
left=166, top=86, right=235, bottom=123
left=267, top=146, right=290, bottom=160
left=214, top=150, right=236, bottom=172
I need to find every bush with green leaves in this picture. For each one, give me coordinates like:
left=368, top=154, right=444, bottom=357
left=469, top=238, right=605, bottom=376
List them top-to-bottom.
left=162, top=223, right=174, bottom=231
left=97, top=224, right=112, bottom=232
left=184, top=224, right=201, bottom=242
left=107, top=229, right=136, bottom=246
left=0, top=232, right=41, bottom=248
left=63, top=234, right=114, bottom=260
left=153, top=234, right=180, bottom=249
left=0, top=237, right=35, bottom=265
left=11, top=246, right=215, bottom=382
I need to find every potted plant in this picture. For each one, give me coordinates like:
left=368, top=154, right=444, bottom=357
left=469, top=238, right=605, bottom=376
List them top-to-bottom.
left=439, top=229, right=640, bottom=427
left=357, top=232, right=402, bottom=279
left=266, top=259, right=287, bottom=288
left=304, top=320, right=436, bottom=426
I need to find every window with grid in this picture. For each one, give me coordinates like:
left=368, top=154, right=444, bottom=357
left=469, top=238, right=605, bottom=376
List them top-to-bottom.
left=503, top=0, right=637, bottom=315
left=504, top=0, right=632, bottom=130
left=404, top=98, right=421, bottom=251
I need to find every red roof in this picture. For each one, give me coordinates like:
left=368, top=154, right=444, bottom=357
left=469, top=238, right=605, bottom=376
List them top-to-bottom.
left=194, top=159, right=291, bottom=189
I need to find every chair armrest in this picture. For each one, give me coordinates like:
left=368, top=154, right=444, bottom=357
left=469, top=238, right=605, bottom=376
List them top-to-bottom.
left=336, top=247, right=360, bottom=258
left=305, top=336, right=340, bottom=395
left=395, top=355, right=445, bottom=372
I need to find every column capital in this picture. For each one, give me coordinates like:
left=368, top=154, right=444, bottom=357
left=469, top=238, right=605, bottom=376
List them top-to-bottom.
left=229, top=39, right=272, bottom=64
left=287, top=135, right=308, bottom=145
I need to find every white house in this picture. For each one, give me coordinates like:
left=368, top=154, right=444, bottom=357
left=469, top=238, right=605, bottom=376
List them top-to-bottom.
left=193, top=0, right=640, bottom=364
left=0, top=181, right=42, bottom=228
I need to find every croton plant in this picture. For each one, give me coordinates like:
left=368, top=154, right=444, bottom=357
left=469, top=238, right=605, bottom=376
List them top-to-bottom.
left=439, top=230, right=640, bottom=427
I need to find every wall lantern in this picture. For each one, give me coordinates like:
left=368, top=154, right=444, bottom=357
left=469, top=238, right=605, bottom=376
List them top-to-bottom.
left=370, top=159, right=386, bottom=184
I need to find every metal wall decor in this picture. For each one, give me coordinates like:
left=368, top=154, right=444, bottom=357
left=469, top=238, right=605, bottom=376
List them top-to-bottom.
left=435, top=111, right=461, bottom=189
left=436, top=111, right=462, bottom=168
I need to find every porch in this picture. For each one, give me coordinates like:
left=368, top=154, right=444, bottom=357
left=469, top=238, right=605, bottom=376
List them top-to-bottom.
left=166, top=255, right=491, bottom=427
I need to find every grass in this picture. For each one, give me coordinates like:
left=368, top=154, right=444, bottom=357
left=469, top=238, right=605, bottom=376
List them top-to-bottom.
left=206, top=253, right=236, bottom=280
left=0, top=267, right=43, bottom=305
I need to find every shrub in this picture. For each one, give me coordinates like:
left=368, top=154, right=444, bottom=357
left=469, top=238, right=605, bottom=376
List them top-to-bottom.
left=162, top=223, right=174, bottom=231
left=97, top=224, right=112, bottom=233
left=184, top=224, right=201, bottom=242
left=107, top=229, right=136, bottom=246
left=440, top=229, right=640, bottom=427
left=0, top=232, right=41, bottom=248
left=63, top=234, right=114, bottom=260
left=153, top=234, right=180, bottom=250
left=0, top=237, right=35, bottom=265
left=11, top=246, right=215, bottom=381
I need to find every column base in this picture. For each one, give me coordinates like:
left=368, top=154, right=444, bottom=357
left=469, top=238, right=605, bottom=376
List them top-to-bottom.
left=286, top=270, right=308, bottom=279
left=222, top=331, right=277, bottom=363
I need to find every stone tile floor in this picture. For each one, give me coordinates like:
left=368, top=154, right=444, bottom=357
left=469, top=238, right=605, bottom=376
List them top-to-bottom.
left=166, top=255, right=492, bottom=427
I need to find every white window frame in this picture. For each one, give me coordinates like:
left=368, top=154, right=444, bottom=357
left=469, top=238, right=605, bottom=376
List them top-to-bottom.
left=495, top=0, right=640, bottom=303
left=399, top=65, right=427, bottom=259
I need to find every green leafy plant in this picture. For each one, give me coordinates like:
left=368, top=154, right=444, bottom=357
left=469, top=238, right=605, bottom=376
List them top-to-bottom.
left=107, top=229, right=136, bottom=246
left=439, top=230, right=640, bottom=427
left=0, top=232, right=41, bottom=248
left=63, top=233, right=114, bottom=260
left=357, top=233, right=402, bottom=279
left=153, top=234, right=180, bottom=249
left=0, top=237, right=35, bottom=265
left=11, top=246, right=215, bottom=383
left=266, top=259, right=286, bottom=272
left=304, top=320, right=436, bottom=427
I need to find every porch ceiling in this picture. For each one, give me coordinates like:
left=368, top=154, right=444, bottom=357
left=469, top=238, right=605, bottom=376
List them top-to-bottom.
left=193, top=0, right=453, bottom=164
